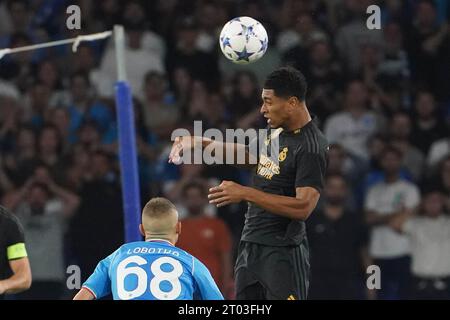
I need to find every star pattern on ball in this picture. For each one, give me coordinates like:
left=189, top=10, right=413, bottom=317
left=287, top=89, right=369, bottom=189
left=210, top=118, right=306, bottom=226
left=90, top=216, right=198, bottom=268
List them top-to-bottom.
left=238, top=24, right=246, bottom=35
left=245, top=25, right=255, bottom=41
left=221, top=36, right=232, bottom=48
left=259, top=37, right=268, bottom=52
left=234, top=46, right=254, bottom=62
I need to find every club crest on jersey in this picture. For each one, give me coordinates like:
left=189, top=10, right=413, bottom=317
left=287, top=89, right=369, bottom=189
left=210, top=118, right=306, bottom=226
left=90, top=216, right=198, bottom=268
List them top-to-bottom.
left=278, top=147, right=288, bottom=162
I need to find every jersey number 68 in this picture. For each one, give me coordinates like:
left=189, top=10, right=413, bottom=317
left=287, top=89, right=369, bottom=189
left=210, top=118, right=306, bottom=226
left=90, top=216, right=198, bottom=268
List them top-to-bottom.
left=116, top=255, right=183, bottom=300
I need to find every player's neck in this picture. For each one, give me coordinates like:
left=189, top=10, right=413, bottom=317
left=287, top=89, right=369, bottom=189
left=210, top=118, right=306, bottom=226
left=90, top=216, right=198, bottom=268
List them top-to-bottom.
left=284, top=103, right=312, bottom=132
left=145, top=236, right=175, bottom=246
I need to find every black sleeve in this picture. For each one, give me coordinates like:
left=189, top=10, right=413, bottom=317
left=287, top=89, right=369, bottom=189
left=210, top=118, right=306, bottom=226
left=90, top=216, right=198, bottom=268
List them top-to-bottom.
left=295, top=150, right=327, bottom=193
left=5, top=215, right=25, bottom=247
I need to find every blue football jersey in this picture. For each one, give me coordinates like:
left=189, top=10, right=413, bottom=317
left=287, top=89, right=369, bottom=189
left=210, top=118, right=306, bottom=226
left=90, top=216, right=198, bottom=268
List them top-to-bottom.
left=82, top=240, right=224, bottom=300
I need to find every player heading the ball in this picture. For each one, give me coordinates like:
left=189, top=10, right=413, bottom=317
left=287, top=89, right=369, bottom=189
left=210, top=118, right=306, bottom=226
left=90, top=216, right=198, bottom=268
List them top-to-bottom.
left=73, top=197, right=223, bottom=300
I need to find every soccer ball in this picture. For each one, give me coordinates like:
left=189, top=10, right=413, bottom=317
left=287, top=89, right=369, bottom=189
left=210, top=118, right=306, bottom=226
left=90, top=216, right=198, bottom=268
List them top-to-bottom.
left=219, top=16, right=268, bottom=65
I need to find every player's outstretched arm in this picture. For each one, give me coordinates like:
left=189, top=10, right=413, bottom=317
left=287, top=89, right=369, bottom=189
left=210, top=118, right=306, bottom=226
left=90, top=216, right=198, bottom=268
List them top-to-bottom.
left=168, top=136, right=257, bottom=169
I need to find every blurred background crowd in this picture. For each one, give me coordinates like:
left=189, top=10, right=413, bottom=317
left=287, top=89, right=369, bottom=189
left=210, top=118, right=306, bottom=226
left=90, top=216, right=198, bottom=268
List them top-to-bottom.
left=0, top=0, right=449, bottom=300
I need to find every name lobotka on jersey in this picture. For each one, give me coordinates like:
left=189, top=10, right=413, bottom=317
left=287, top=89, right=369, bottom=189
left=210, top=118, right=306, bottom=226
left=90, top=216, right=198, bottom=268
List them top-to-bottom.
left=82, top=239, right=224, bottom=300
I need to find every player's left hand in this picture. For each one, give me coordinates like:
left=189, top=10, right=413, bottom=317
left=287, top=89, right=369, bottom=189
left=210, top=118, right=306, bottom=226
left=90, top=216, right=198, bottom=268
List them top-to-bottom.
left=208, top=180, right=247, bottom=207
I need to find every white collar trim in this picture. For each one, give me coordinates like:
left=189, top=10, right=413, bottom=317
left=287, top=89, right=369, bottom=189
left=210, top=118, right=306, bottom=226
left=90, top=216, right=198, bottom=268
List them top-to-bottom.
left=145, top=238, right=174, bottom=246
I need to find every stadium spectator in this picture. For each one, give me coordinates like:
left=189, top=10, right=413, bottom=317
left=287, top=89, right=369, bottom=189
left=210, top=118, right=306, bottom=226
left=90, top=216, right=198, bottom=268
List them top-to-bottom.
left=0, top=0, right=448, bottom=300
left=2, top=0, right=31, bottom=36
left=91, top=0, right=121, bottom=32
left=122, top=0, right=166, bottom=59
left=239, top=0, right=270, bottom=33
left=335, top=0, right=383, bottom=73
left=407, top=0, right=450, bottom=97
left=0, top=1, right=13, bottom=36
left=195, top=1, right=225, bottom=54
left=278, top=12, right=328, bottom=56
left=166, top=17, right=219, bottom=87
left=94, top=19, right=165, bottom=99
left=376, top=21, right=411, bottom=114
left=379, top=21, right=409, bottom=88
left=0, top=33, right=35, bottom=92
left=301, top=39, right=343, bottom=123
left=358, top=42, right=403, bottom=117
left=69, top=44, right=96, bottom=75
left=36, top=60, right=63, bottom=94
left=171, top=67, right=193, bottom=110
left=141, top=71, right=179, bottom=140
left=227, top=71, right=262, bottom=129
left=63, top=72, right=113, bottom=141
left=186, top=80, right=213, bottom=125
left=324, top=80, right=381, bottom=161
left=23, top=82, right=51, bottom=128
left=410, top=91, right=447, bottom=155
left=206, top=92, right=229, bottom=130
left=0, top=93, right=20, bottom=152
left=125, top=98, right=159, bottom=192
left=48, top=108, right=72, bottom=147
left=389, top=112, right=425, bottom=181
left=76, top=121, right=106, bottom=154
left=37, top=124, right=64, bottom=175
left=1, top=126, right=37, bottom=187
left=366, top=134, right=388, bottom=172
left=362, top=136, right=418, bottom=208
left=426, top=137, right=450, bottom=171
left=63, top=143, right=92, bottom=192
left=325, top=144, right=365, bottom=210
left=365, top=146, right=421, bottom=299
left=68, top=150, right=124, bottom=282
left=0, top=156, right=14, bottom=198
left=163, top=164, right=219, bottom=211
left=4, top=167, right=79, bottom=299
left=308, top=174, right=370, bottom=299
left=176, top=182, right=233, bottom=297
left=389, top=190, right=450, bottom=299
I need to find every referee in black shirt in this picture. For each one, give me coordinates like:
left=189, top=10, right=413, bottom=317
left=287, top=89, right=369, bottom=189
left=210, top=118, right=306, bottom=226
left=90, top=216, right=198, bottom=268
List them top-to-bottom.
left=169, top=67, right=328, bottom=300
left=0, top=206, right=32, bottom=299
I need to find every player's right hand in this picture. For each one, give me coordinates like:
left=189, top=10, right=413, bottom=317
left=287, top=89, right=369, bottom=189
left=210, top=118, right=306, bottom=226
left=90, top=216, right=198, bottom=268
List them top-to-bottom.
left=168, top=136, right=193, bottom=165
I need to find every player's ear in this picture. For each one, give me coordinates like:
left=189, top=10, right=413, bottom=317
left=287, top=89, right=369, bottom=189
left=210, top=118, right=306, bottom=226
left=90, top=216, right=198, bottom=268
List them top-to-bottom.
left=287, top=96, right=298, bottom=112
left=176, top=221, right=182, bottom=236
left=139, top=224, right=145, bottom=237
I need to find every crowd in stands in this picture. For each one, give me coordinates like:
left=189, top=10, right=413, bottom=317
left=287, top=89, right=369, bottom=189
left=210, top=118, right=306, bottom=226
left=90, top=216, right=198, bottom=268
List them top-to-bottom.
left=0, top=0, right=449, bottom=299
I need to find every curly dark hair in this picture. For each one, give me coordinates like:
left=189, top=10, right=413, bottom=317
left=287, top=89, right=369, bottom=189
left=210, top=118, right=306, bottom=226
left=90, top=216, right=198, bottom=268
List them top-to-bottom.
left=263, top=66, right=308, bottom=102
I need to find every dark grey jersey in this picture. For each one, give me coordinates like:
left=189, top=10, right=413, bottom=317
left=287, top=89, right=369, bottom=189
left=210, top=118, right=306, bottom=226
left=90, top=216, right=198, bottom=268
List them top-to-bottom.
left=241, top=118, right=328, bottom=246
